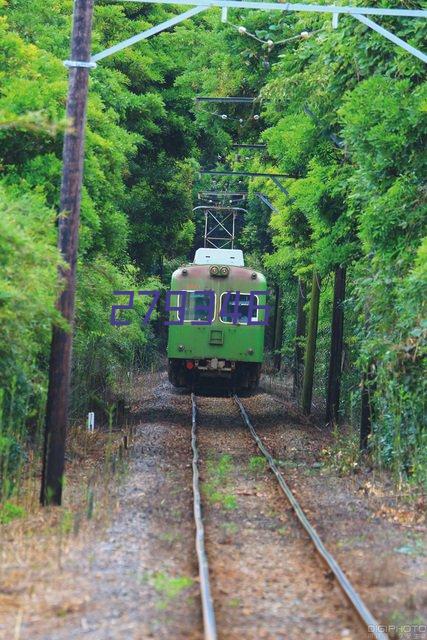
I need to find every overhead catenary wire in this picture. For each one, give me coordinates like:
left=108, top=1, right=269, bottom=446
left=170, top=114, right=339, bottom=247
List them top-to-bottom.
left=228, top=21, right=323, bottom=49
left=194, top=22, right=321, bottom=207
left=196, top=108, right=262, bottom=122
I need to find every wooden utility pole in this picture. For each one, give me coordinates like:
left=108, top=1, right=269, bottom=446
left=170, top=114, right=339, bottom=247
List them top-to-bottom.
left=40, top=0, right=95, bottom=506
left=325, top=267, right=346, bottom=424
left=301, top=272, right=321, bottom=415
left=293, top=278, right=307, bottom=398
left=273, top=285, right=283, bottom=371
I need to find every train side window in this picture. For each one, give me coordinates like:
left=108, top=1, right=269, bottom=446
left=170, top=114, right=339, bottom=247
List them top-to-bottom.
left=181, top=291, right=216, bottom=323
left=219, top=292, right=258, bottom=324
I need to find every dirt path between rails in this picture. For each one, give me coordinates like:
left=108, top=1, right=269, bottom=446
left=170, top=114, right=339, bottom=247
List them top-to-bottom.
left=0, top=374, right=425, bottom=640
left=196, top=395, right=360, bottom=640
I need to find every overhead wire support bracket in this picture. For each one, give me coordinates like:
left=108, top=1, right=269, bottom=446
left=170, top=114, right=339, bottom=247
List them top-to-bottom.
left=113, top=0, right=427, bottom=63
left=117, top=0, right=426, bottom=18
left=90, top=5, right=207, bottom=63
left=353, top=13, right=427, bottom=64
left=195, top=96, right=256, bottom=103
left=232, top=143, right=266, bottom=149
left=200, top=169, right=289, bottom=178
left=200, top=169, right=293, bottom=201
left=271, top=176, right=291, bottom=198
left=198, top=191, right=248, bottom=203
left=199, top=191, right=248, bottom=197
left=255, top=193, right=278, bottom=212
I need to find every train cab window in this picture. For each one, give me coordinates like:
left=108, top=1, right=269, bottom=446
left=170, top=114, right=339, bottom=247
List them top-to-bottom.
left=182, top=291, right=215, bottom=323
left=220, top=293, right=258, bottom=324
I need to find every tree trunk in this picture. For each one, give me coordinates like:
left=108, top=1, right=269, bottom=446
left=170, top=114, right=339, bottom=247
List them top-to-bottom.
left=40, top=0, right=95, bottom=506
left=325, top=267, right=346, bottom=424
left=301, top=272, right=321, bottom=415
left=293, top=278, right=307, bottom=398
left=273, top=285, right=283, bottom=372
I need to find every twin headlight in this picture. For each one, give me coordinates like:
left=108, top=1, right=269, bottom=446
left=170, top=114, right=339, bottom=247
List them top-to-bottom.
left=210, top=265, right=229, bottom=277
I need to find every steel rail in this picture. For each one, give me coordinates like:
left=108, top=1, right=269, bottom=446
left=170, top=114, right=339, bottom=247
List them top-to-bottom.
left=191, top=393, right=218, bottom=640
left=233, top=394, right=390, bottom=640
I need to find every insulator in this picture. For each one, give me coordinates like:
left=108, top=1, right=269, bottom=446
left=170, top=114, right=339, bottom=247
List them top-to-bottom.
left=238, top=26, right=247, bottom=34
left=300, top=31, right=310, bottom=39
left=267, top=39, right=274, bottom=48
left=221, top=114, right=228, bottom=119
left=253, top=114, right=260, bottom=120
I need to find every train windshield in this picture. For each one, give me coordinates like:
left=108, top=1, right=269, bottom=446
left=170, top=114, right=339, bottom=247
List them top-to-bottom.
left=183, top=291, right=215, bottom=322
left=220, top=293, right=258, bottom=324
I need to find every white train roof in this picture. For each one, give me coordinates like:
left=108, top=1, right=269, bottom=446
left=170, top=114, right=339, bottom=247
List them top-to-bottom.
left=193, top=248, right=244, bottom=266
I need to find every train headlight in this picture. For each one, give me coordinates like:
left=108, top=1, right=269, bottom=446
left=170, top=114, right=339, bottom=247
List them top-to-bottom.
left=210, top=265, right=229, bottom=277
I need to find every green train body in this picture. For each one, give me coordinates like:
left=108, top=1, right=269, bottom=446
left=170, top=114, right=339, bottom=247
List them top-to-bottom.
left=167, top=249, right=267, bottom=390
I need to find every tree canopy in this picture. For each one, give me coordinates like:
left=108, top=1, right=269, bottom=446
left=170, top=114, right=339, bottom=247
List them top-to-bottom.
left=0, top=0, right=426, bottom=484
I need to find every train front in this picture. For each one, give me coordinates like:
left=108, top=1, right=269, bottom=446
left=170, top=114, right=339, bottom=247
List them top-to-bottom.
left=167, top=248, right=268, bottom=390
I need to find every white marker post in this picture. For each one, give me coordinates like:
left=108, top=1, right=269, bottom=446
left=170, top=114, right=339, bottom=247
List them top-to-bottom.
left=87, top=412, right=95, bottom=432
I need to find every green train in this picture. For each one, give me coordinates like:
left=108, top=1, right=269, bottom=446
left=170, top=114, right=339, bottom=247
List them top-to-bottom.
left=167, top=248, right=268, bottom=390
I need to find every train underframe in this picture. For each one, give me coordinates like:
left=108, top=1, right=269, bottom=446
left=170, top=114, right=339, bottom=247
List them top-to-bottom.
left=168, top=358, right=261, bottom=391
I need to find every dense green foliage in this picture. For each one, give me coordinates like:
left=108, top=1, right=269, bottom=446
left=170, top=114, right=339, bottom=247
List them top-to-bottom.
left=0, top=0, right=425, bottom=487
left=0, top=0, right=203, bottom=427
left=174, top=3, right=427, bottom=483
left=260, top=10, right=427, bottom=483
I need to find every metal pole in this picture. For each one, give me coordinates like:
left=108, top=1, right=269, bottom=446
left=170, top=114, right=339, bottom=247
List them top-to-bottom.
left=40, top=0, right=95, bottom=506
left=204, top=211, right=208, bottom=247
left=232, top=212, right=236, bottom=248
left=325, top=267, right=346, bottom=425
left=301, top=272, right=321, bottom=415
left=293, top=278, right=307, bottom=398
left=273, top=285, right=283, bottom=372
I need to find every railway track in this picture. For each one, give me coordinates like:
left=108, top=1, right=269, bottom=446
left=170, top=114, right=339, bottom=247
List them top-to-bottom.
left=190, top=392, right=389, bottom=640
